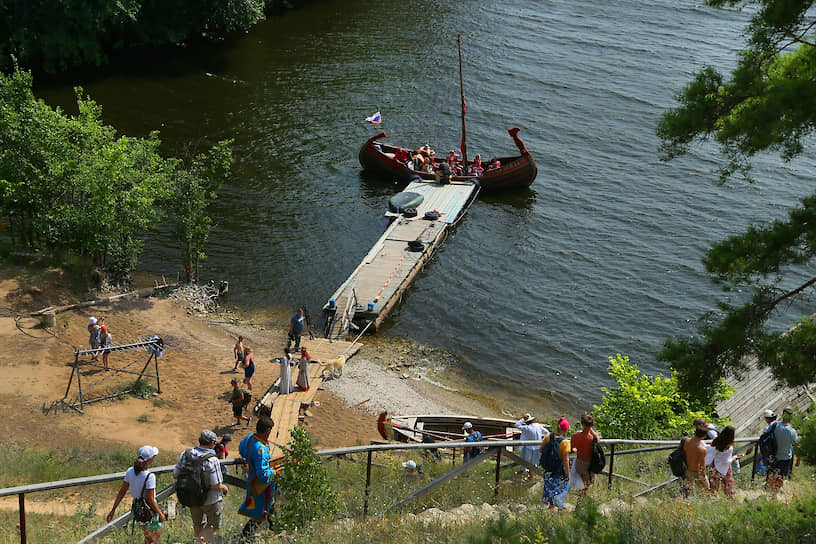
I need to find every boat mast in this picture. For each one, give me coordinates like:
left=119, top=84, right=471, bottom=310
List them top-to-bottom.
left=458, top=34, right=468, bottom=167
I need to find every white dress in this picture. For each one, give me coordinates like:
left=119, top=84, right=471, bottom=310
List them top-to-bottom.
left=279, top=354, right=294, bottom=395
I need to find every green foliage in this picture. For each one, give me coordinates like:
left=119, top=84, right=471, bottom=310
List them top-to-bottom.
left=0, top=0, right=270, bottom=73
left=657, top=0, right=816, bottom=400
left=0, top=65, right=229, bottom=282
left=167, top=141, right=232, bottom=283
left=593, top=354, right=731, bottom=439
left=129, top=379, right=156, bottom=399
left=798, top=409, right=816, bottom=465
left=272, top=426, right=339, bottom=531
left=710, top=494, right=816, bottom=543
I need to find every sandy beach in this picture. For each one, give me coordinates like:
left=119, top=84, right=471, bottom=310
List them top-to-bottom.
left=0, top=269, right=502, bottom=472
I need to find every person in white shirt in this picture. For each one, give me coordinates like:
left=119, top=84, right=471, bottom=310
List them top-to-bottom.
left=514, top=413, right=549, bottom=473
left=704, top=425, right=742, bottom=499
left=107, top=445, right=165, bottom=544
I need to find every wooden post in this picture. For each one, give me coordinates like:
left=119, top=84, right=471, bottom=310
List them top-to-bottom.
left=152, top=352, right=161, bottom=394
left=75, top=360, right=83, bottom=409
left=751, top=442, right=759, bottom=482
left=607, top=443, right=616, bottom=490
left=494, top=447, right=502, bottom=500
left=363, top=450, right=373, bottom=518
left=18, top=493, right=26, bottom=544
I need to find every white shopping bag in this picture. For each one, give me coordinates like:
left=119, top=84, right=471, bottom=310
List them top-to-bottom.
left=570, top=462, right=585, bottom=492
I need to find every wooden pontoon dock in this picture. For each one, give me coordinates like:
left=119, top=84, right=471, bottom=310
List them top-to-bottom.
left=323, top=179, right=479, bottom=339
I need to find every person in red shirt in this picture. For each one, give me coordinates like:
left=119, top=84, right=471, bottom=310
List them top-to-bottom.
left=570, top=413, right=600, bottom=503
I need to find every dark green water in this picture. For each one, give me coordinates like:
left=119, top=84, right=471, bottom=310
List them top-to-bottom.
left=37, top=0, right=816, bottom=416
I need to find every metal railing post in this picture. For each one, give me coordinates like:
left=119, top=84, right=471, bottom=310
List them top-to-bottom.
left=751, top=441, right=759, bottom=482
left=607, top=444, right=616, bottom=490
left=494, top=448, right=502, bottom=500
left=363, top=450, right=373, bottom=518
left=18, top=493, right=26, bottom=544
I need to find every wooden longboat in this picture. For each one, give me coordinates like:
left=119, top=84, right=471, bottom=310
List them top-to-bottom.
left=358, top=127, right=538, bottom=192
left=386, top=414, right=521, bottom=444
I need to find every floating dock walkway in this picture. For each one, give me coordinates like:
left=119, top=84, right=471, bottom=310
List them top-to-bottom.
left=259, top=179, right=477, bottom=455
left=323, top=179, right=479, bottom=339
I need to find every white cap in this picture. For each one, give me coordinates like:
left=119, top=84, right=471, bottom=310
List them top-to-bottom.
left=89, top=317, right=97, bottom=325
left=763, top=409, right=775, bottom=419
left=462, top=422, right=473, bottom=430
left=137, top=445, right=159, bottom=461
left=402, top=460, right=417, bottom=469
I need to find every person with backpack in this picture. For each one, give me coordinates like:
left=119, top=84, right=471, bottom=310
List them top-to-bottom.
left=230, top=378, right=251, bottom=427
left=767, top=406, right=801, bottom=491
left=570, top=413, right=601, bottom=503
left=238, top=416, right=277, bottom=542
left=540, top=417, right=571, bottom=509
left=462, top=422, right=483, bottom=461
left=683, top=427, right=709, bottom=497
left=173, top=430, right=228, bottom=544
left=106, top=445, right=165, bottom=544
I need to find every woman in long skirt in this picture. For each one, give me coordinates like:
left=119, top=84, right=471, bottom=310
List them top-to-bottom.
left=296, top=346, right=311, bottom=391
left=279, top=348, right=294, bottom=395
left=541, top=417, right=571, bottom=509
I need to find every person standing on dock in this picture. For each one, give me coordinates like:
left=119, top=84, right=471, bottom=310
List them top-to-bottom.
left=287, top=309, right=305, bottom=351
left=296, top=346, right=311, bottom=391
left=279, top=348, right=294, bottom=395
left=514, top=414, right=548, bottom=475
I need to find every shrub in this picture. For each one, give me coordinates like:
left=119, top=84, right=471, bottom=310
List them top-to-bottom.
left=593, top=354, right=732, bottom=440
left=796, top=408, right=816, bottom=465
left=272, top=426, right=339, bottom=531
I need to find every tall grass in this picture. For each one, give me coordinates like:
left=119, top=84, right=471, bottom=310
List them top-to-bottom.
left=1, top=446, right=813, bottom=544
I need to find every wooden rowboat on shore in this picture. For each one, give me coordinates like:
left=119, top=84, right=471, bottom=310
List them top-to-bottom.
left=379, top=413, right=521, bottom=443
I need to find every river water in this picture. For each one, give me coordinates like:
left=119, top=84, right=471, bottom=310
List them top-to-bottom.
left=39, top=0, right=816, bottom=416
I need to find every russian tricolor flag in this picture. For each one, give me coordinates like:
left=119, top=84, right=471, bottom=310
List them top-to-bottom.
left=365, top=111, right=382, bottom=124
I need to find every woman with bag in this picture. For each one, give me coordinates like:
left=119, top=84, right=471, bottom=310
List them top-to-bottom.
left=570, top=413, right=601, bottom=503
left=540, top=417, right=571, bottom=509
left=706, top=425, right=742, bottom=499
left=106, top=445, right=165, bottom=543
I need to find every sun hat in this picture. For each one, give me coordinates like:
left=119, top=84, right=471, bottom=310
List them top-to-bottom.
left=89, top=317, right=97, bottom=325
left=99, top=325, right=107, bottom=332
left=782, top=406, right=794, bottom=416
left=762, top=409, right=776, bottom=419
left=523, top=414, right=536, bottom=424
left=558, top=417, right=570, bottom=431
left=462, top=422, right=473, bottom=430
left=222, top=433, right=232, bottom=442
left=137, top=445, right=159, bottom=461
left=402, top=460, right=417, bottom=469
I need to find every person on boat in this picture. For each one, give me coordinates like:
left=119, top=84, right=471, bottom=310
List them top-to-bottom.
left=394, top=147, right=410, bottom=164
left=446, top=150, right=458, bottom=167
left=470, top=154, right=484, bottom=175
left=487, top=158, right=501, bottom=171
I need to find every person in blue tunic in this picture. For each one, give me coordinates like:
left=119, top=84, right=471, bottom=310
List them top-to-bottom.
left=238, top=416, right=277, bottom=542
